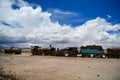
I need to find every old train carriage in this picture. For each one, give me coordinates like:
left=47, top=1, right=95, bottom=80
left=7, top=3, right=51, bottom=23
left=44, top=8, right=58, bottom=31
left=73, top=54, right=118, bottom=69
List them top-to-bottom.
left=80, top=45, right=105, bottom=58
left=31, top=46, right=55, bottom=56
left=4, top=47, right=22, bottom=54
left=55, top=47, right=79, bottom=57
left=66, top=47, right=79, bottom=57
left=55, top=48, right=67, bottom=56
left=107, top=48, right=120, bottom=58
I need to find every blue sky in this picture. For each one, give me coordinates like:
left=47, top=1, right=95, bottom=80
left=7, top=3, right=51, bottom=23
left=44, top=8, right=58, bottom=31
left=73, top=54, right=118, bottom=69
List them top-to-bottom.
left=0, top=0, right=120, bottom=48
left=26, top=0, right=120, bottom=26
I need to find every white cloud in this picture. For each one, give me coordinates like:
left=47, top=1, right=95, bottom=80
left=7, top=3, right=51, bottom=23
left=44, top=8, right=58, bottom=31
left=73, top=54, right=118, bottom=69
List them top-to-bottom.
left=0, top=0, right=120, bottom=48
left=51, top=9, right=77, bottom=15
left=107, top=15, right=111, bottom=19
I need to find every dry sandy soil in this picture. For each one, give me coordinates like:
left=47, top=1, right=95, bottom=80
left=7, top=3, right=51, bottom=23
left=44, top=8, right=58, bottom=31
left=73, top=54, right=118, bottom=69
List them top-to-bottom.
left=0, top=53, right=120, bottom=80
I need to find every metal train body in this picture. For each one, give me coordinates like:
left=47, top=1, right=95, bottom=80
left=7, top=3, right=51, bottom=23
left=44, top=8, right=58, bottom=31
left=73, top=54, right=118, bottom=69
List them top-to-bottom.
left=31, top=45, right=120, bottom=58
left=80, top=45, right=105, bottom=58
left=31, top=46, right=55, bottom=56
left=4, top=47, right=22, bottom=54
left=56, top=47, right=78, bottom=57
left=107, top=48, right=120, bottom=58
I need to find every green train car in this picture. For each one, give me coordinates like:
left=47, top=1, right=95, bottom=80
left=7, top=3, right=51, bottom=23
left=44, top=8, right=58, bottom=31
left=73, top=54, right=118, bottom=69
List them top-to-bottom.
left=80, top=45, right=106, bottom=58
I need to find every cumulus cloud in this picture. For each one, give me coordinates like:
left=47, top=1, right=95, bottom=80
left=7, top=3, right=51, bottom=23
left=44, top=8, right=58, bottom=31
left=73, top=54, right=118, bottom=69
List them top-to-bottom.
left=0, top=0, right=120, bottom=48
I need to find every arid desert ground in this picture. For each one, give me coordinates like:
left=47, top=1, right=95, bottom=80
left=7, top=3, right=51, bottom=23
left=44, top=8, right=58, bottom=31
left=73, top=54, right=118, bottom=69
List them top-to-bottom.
left=0, top=53, right=120, bottom=80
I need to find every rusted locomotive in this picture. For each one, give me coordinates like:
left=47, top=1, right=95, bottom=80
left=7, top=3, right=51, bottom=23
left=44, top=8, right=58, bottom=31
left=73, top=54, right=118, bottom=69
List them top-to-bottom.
left=31, top=46, right=55, bottom=56
left=4, top=47, right=22, bottom=54
left=56, top=47, right=79, bottom=57
left=55, top=48, right=67, bottom=56
left=107, top=48, right=120, bottom=58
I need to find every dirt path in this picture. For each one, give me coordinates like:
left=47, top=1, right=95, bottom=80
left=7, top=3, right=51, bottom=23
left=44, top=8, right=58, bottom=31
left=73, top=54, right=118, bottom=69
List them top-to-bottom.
left=0, top=54, right=120, bottom=80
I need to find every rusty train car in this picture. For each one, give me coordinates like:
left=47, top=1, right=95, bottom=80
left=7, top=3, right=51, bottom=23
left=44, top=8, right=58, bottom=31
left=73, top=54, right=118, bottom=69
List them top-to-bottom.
left=31, top=45, right=120, bottom=58
left=55, top=45, right=105, bottom=57
left=31, top=46, right=55, bottom=56
left=31, top=46, right=78, bottom=57
left=4, top=47, right=22, bottom=54
left=55, top=47, right=79, bottom=57
left=107, top=48, right=120, bottom=58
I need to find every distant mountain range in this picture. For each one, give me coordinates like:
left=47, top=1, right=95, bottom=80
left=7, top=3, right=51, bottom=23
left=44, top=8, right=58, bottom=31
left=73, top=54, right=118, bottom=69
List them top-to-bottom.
left=0, top=46, right=30, bottom=50
left=0, top=46, right=6, bottom=50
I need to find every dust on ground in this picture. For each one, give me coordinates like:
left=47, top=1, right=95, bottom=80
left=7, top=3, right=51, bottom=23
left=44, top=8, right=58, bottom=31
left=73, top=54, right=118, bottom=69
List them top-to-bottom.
left=0, top=53, right=120, bottom=80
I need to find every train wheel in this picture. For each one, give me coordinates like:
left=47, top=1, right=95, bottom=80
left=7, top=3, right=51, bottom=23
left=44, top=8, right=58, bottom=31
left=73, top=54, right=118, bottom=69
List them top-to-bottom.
left=42, top=53, right=45, bottom=56
left=107, top=55, right=110, bottom=58
left=118, top=55, right=120, bottom=59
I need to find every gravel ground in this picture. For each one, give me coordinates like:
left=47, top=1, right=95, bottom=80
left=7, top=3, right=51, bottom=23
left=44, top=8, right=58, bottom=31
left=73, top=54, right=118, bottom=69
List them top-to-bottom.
left=0, top=53, right=120, bottom=80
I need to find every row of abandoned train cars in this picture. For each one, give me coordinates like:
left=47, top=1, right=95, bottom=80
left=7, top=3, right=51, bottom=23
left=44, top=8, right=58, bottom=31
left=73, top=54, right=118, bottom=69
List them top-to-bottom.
left=2, top=45, right=120, bottom=58
left=31, top=45, right=120, bottom=58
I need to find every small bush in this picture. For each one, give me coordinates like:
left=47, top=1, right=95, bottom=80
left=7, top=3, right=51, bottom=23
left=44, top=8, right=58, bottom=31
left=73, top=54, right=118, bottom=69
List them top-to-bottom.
left=0, top=67, right=25, bottom=80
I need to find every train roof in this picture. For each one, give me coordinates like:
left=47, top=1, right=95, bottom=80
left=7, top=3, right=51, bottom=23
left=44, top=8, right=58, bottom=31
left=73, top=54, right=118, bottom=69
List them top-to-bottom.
left=81, top=45, right=103, bottom=49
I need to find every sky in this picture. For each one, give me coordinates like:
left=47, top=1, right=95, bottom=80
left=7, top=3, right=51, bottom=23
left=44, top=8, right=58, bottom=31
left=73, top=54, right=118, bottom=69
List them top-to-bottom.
left=0, top=0, right=120, bottom=48
left=26, top=0, right=120, bottom=26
